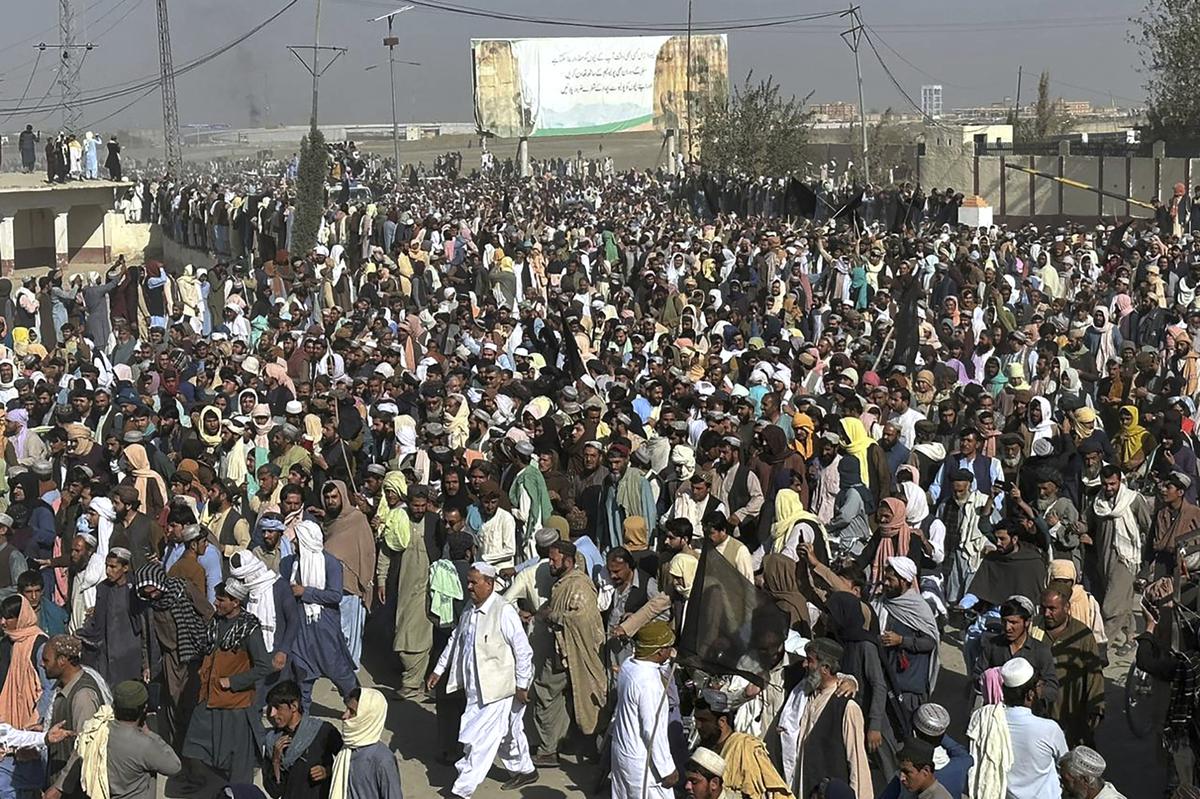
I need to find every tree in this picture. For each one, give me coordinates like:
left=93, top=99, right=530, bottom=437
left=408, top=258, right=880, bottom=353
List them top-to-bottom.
left=1132, top=0, right=1200, bottom=141
left=1013, top=70, right=1072, bottom=141
left=696, top=72, right=813, bottom=176
left=290, top=124, right=328, bottom=257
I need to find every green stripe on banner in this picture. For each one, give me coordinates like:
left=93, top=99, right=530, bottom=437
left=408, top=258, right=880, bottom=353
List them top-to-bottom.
left=531, top=113, right=655, bottom=137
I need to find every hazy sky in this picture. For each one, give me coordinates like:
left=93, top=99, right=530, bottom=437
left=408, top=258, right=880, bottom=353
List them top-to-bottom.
left=0, top=0, right=1144, bottom=132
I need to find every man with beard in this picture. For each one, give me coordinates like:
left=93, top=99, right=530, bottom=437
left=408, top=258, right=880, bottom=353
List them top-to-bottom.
left=887, top=387, right=925, bottom=449
left=909, top=420, right=946, bottom=490
left=880, top=423, right=911, bottom=482
left=269, top=424, right=312, bottom=475
left=930, top=428, right=1001, bottom=506
left=998, top=433, right=1025, bottom=486
left=713, top=435, right=763, bottom=543
left=1076, top=439, right=1105, bottom=505
left=598, top=443, right=657, bottom=552
left=1085, top=466, right=1151, bottom=655
left=934, top=469, right=995, bottom=606
left=1033, top=472, right=1082, bottom=566
left=203, top=478, right=250, bottom=563
left=320, top=481, right=377, bottom=669
left=375, top=483, right=435, bottom=700
left=109, top=485, right=161, bottom=573
left=964, top=521, right=1048, bottom=612
left=530, top=540, right=606, bottom=768
left=874, top=557, right=940, bottom=737
left=1038, top=586, right=1104, bottom=747
left=780, top=637, right=872, bottom=798
left=692, top=689, right=792, bottom=799
left=1058, top=746, right=1127, bottom=799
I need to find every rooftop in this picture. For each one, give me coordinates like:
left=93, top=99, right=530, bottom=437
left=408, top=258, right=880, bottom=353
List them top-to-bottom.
left=0, top=173, right=131, bottom=194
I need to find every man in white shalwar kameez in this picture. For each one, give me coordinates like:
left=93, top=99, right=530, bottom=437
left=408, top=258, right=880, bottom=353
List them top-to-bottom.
left=429, top=562, right=538, bottom=798
left=611, top=620, right=679, bottom=799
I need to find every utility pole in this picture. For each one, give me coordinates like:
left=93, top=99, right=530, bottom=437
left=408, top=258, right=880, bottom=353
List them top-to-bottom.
left=56, top=0, right=94, bottom=132
left=155, top=0, right=182, bottom=172
left=287, top=0, right=345, bottom=131
left=685, top=0, right=693, bottom=166
left=840, top=4, right=869, bottom=185
left=369, top=6, right=414, bottom=176
left=1013, top=65, right=1024, bottom=125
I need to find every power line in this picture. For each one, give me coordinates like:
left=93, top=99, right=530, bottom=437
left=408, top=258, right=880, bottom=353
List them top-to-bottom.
left=0, top=0, right=302, bottom=115
left=338, top=0, right=847, bottom=32
left=859, top=26, right=954, bottom=129
left=0, top=48, right=43, bottom=124
left=81, top=83, right=155, bottom=129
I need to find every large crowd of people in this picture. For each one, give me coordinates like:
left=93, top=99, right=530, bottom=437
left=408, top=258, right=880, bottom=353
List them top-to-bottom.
left=0, top=139, right=1194, bottom=799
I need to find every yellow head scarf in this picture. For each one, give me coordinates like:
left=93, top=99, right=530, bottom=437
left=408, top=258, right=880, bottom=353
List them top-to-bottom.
left=1118, top=404, right=1149, bottom=465
left=839, top=417, right=873, bottom=484
left=378, top=471, right=410, bottom=550
left=770, top=488, right=824, bottom=551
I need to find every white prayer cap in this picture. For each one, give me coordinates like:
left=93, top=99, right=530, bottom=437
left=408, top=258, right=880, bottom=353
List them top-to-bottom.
left=285, top=400, right=304, bottom=415
left=0, top=513, right=11, bottom=528
left=534, top=528, right=560, bottom=547
left=75, top=531, right=98, bottom=549
left=887, top=556, right=918, bottom=583
left=470, top=562, right=498, bottom=578
left=223, top=579, right=251, bottom=602
left=1000, top=656, right=1035, bottom=688
left=913, top=703, right=951, bottom=736
left=1060, top=745, right=1106, bottom=779
left=687, top=747, right=726, bottom=778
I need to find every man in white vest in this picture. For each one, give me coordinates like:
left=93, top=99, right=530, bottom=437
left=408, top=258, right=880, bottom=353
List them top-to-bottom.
left=429, top=561, right=537, bottom=798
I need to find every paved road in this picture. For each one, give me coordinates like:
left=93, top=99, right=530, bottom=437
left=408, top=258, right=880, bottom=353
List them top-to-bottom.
left=157, top=609, right=1157, bottom=798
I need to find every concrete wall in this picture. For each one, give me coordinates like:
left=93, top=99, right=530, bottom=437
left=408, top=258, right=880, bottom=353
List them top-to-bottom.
left=919, top=145, right=1187, bottom=223
left=106, top=213, right=158, bottom=262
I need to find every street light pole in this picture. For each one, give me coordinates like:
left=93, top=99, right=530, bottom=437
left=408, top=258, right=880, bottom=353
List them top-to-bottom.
left=370, top=6, right=413, bottom=177
left=386, top=15, right=399, bottom=171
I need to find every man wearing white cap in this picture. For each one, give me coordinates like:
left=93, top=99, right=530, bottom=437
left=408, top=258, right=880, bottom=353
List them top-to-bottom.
left=875, top=556, right=940, bottom=736
left=429, top=561, right=538, bottom=796
left=969, top=656, right=1067, bottom=799
left=879, top=703, right=971, bottom=799
left=1059, top=745, right=1126, bottom=799
left=684, top=747, right=730, bottom=799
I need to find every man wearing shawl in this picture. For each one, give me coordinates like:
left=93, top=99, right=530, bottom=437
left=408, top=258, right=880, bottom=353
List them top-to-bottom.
left=509, top=440, right=553, bottom=563
left=599, top=443, right=658, bottom=552
left=1086, top=466, right=1151, bottom=655
left=373, top=473, right=434, bottom=700
left=320, top=481, right=376, bottom=669
left=281, top=520, right=360, bottom=709
left=532, top=540, right=607, bottom=767
left=228, top=549, right=297, bottom=692
left=874, top=556, right=940, bottom=737
left=132, top=561, right=211, bottom=787
left=1037, top=585, right=1104, bottom=747
left=72, top=677, right=180, bottom=799
left=262, top=679, right=342, bottom=799
left=329, top=687, right=402, bottom=799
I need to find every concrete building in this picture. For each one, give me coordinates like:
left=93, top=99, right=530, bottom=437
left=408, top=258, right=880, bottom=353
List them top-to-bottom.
left=921, top=85, right=943, bottom=119
left=0, top=174, right=132, bottom=275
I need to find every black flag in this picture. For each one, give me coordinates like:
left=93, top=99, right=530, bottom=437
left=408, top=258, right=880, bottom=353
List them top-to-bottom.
left=786, top=178, right=818, bottom=219
left=832, top=188, right=865, bottom=220
left=677, top=542, right=789, bottom=687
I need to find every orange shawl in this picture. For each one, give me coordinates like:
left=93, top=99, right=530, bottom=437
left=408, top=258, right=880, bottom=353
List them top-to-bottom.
left=0, top=598, right=44, bottom=728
